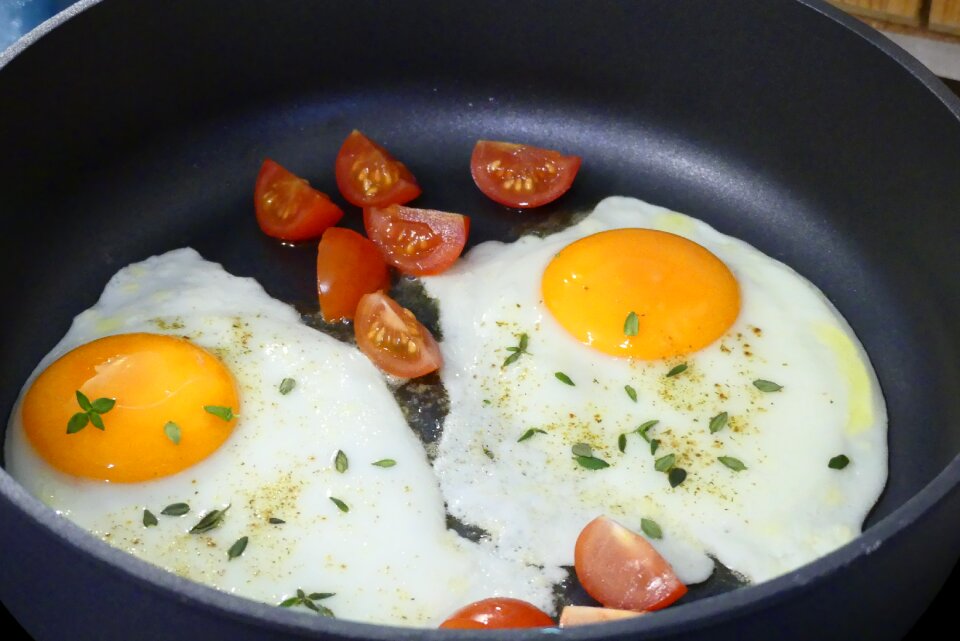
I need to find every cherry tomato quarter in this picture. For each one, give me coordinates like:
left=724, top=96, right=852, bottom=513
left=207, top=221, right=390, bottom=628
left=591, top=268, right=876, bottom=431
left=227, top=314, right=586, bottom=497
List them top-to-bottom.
left=335, top=130, right=421, bottom=207
left=470, top=140, right=581, bottom=208
left=254, top=159, right=343, bottom=241
left=363, top=205, right=469, bottom=276
left=316, top=228, right=389, bottom=322
left=354, top=292, right=442, bottom=378
left=574, top=516, right=687, bottom=612
left=439, top=597, right=554, bottom=629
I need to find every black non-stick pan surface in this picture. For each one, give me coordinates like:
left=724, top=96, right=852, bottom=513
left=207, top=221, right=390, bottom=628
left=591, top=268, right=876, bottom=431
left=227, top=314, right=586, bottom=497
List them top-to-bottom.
left=1, top=1, right=959, bottom=640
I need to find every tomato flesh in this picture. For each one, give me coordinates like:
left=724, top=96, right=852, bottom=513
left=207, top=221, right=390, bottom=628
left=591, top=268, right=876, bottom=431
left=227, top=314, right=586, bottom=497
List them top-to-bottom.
left=335, top=130, right=421, bottom=207
left=470, top=140, right=581, bottom=208
left=254, top=159, right=343, bottom=241
left=363, top=205, right=469, bottom=276
left=316, top=228, right=389, bottom=322
left=354, top=292, right=442, bottom=378
left=574, top=516, right=687, bottom=612
left=439, top=597, right=554, bottom=629
left=558, top=606, right=644, bottom=627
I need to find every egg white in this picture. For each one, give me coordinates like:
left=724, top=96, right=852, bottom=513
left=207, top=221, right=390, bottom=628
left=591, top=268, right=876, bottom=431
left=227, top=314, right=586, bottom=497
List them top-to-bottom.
left=424, top=196, right=888, bottom=585
left=4, top=248, right=558, bottom=626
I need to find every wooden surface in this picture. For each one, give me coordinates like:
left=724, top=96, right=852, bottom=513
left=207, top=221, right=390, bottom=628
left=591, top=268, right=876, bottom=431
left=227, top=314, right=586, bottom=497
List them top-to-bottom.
left=829, top=0, right=925, bottom=25
left=930, top=0, right=960, bottom=35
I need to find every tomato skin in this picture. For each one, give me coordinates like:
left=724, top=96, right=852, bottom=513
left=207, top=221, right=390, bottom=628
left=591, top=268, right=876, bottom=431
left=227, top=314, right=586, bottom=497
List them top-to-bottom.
left=335, top=130, right=421, bottom=207
left=470, top=140, right=581, bottom=208
left=254, top=159, right=344, bottom=241
left=363, top=205, right=469, bottom=276
left=316, top=228, right=389, bottom=322
left=354, top=292, right=442, bottom=378
left=574, top=516, right=687, bottom=612
left=439, top=598, right=554, bottom=629
left=558, top=606, right=644, bottom=627
left=438, top=619, right=487, bottom=630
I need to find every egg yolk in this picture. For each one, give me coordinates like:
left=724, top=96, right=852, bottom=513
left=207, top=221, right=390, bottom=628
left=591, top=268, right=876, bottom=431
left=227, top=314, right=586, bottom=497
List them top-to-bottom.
left=542, top=229, right=740, bottom=360
left=21, top=333, right=239, bottom=483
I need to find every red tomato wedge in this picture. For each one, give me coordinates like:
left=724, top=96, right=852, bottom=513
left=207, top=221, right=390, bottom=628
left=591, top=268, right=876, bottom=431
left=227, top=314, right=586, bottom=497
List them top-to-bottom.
left=335, top=130, right=421, bottom=207
left=470, top=140, right=581, bottom=208
left=254, top=159, right=344, bottom=241
left=363, top=205, right=469, bottom=276
left=316, top=228, right=389, bottom=322
left=354, top=292, right=442, bottom=378
left=574, top=516, right=687, bottom=612
left=439, top=598, right=555, bottom=629
left=559, top=606, right=644, bottom=628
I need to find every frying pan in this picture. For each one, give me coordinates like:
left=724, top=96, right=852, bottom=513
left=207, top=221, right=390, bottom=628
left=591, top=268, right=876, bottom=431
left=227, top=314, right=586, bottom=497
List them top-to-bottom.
left=1, top=0, right=958, bottom=639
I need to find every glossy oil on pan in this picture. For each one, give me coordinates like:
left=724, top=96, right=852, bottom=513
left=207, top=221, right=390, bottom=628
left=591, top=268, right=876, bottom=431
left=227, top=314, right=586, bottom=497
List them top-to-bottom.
left=0, top=1, right=958, bottom=640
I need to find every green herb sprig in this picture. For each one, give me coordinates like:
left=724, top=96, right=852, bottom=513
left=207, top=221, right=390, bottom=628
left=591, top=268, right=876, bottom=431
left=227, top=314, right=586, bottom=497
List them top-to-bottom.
left=623, top=311, right=639, bottom=337
left=503, top=333, right=530, bottom=367
left=666, top=363, right=688, bottom=378
left=753, top=379, right=782, bottom=392
left=67, top=391, right=116, bottom=434
left=204, top=405, right=235, bottom=421
left=709, top=412, right=728, bottom=434
left=163, top=421, right=181, bottom=445
left=518, top=428, right=547, bottom=443
left=571, top=443, right=609, bottom=470
left=334, top=450, right=348, bottom=473
left=828, top=454, right=850, bottom=470
left=718, top=456, right=747, bottom=472
left=160, top=502, right=190, bottom=517
left=190, top=505, right=230, bottom=534
left=640, top=518, right=663, bottom=539
left=227, top=536, right=248, bottom=560
left=279, top=589, right=335, bottom=617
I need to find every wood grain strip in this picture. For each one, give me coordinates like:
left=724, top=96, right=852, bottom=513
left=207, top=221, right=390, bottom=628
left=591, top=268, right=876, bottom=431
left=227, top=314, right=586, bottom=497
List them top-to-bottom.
left=828, top=0, right=926, bottom=25
left=930, top=0, right=960, bottom=35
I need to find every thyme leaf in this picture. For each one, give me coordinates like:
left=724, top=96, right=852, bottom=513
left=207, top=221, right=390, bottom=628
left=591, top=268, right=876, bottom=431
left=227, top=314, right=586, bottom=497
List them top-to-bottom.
left=623, top=311, right=639, bottom=336
left=666, top=363, right=688, bottom=378
left=753, top=379, right=783, bottom=392
left=203, top=405, right=235, bottom=421
left=709, top=412, right=728, bottom=434
left=163, top=421, right=181, bottom=445
left=518, top=428, right=547, bottom=443
left=334, top=450, right=348, bottom=473
left=654, top=453, right=676, bottom=472
left=828, top=454, right=850, bottom=470
left=718, top=456, right=747, bottom=471
left=160, top=502, right=190, bottom=517
left=190, top=505, right=230, bottom=534
left=640, top=518, right=663, bottom=539
left=227, top=536, right=248, bottom=560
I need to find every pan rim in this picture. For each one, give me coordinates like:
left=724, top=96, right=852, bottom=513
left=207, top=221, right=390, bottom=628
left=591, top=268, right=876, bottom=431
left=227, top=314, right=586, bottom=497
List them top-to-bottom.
left=1, top=0, right=958, bottom=638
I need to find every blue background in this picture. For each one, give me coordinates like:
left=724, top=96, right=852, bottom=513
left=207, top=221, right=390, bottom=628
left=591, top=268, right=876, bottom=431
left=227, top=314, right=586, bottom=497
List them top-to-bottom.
left=1, top=0, right=76, bottom=50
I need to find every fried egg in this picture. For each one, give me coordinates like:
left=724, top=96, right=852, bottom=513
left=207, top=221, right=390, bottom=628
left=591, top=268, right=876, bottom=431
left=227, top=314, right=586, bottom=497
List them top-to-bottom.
left=424, top=196, right=887, bottom=585
left=4, top=248, right=558, bottom=626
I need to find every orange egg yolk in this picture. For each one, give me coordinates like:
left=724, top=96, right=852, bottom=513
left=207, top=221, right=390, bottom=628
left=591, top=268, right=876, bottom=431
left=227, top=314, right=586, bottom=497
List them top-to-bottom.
left=542, top=229, right=740, bottom=360
left=21, top=333, right=239, bottom=483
